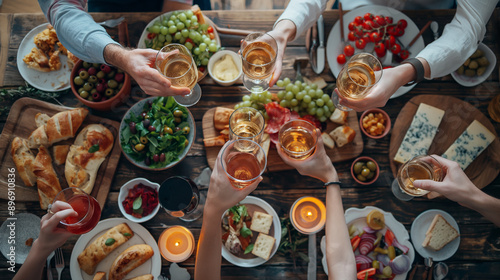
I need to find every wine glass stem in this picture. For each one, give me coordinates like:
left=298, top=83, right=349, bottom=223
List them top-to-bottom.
left=391, top=179, right=414, bottom=201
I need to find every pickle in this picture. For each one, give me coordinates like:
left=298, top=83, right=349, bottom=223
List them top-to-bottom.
left=477, top=56, right=490, bottom=67
left=468, top=60, right=479, bottom=70
left=477, top=67, right=487, bottom=76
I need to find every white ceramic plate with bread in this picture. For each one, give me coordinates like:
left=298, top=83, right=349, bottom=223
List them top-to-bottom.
left=221, top=196, right=281, bottom=267
left=410, top=209, right=460, bottom=261
left=70, top=218, right=161, bottom=280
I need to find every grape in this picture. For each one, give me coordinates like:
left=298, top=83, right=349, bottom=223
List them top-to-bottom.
left=186, top=10, right=194, bottom=18
left=178, top=13, right=187, bottom=22
left=170, top=15, right=177, bottom=21
left=191, top=15, right=198, bottom=22
left=167, top=20, right=175, bottom=27
left=185, top=20, right=191, bottom=28
left=176, top=22, right=185, bottom=30
left=192, top=22, right=199, bottom=29
left=150, top=25, right=160, bottom=34
left=160, top=26, right=168, bottom=35
left=168, top=26, right=177, bottom=34
left=181, top=29, right=189, bottom=38
left=189, top=31, right=196, bottom=40
left=174, top=32, right=182, bottom=40
left=158, top=34, right=166, bottom=43
left=165, top=34, right=172, bottom=43
left=179, top=37, right=186, bottom=44
left=203, top=38, right=211, bottom=45
left=185, top=42, right=193, bottom=50
left=199, top=43, right=207, bottom=52
left=208, top=43, right=218, bottom=52
left=201, top=58, right=209, bottom=65
left=283, top=77, right=291, bottom=85
left=276, top=80, right=284, bottom=87
left=294, top=80, right=302, bottom=86
left=311, top=83, right=318, bottom=90
left=285, top=84, right=293, bottom=92
left=292, top=85, right=300, bottom=94
left=304, top=85, right=311, bottom=91
left=308, top=89, right=316, bottom=98
left=316, top=89, right=323, bottom=96
left=250, top=91, right=259, bottom=100
left=265, top=91, right=272, bottom=99
left=296, top=91, right=305, bottom=100
left=285, top=92, right=294, bottom=101
left=259, top=94, right=267, bottom=102
left=322, top=94, right=330, bottom=103
left=243, top=95, right=251, bottom=101
left=303, top=95, right=312, bottom=103
left=265, top=98, right=272, bottom=104
left=291, top=99, right=299, bottom=106
left=316, top=99, right=325, bottom=107
left=327, top=99, right=334, bottom=107
left=280, top=100, right=289, bottom=107
left=242, top=101, right=252, bottom=107
left=308, top=101, right=316, bottom=109
left=301, top=102, right=308, bottom=109
left=234, top=103, right=241, bottom=110
left=251, top=103, right=259, bottom=110
left=328, top=105, right=335, bottom=112
left=308, top=107, right=317, bottom=115
left=316, top=108, right=324, bottom=117
left=263, top=112, right=269, bottom=120
left=319, top=116, right=327, bottom=122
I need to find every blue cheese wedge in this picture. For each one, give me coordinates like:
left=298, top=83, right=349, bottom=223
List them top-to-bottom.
left=394, top=103, right=445, bottom=164
left=442, top=120, right=495, bottom=169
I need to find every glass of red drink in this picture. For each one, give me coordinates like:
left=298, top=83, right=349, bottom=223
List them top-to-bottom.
left=221, top=139, right=267, bottom=189
left=159, top=176, right=204, bottom=222
left=52, top=187, right=101, bottom=234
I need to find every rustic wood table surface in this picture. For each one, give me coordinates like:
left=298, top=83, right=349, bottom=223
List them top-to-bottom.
left=1, top=9, right=500, bottom=280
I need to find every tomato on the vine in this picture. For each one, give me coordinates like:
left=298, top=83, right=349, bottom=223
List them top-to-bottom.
left=363, top=13, right=374, bottom=21
left=373, top=15, right=386, bottom=26
left=354, top=16, right=364, bottom=25
left=385, top=16, right=393, bottom=24
left=397, top=19, right=408, bottom=29
left=362, top=20, right=375, bottom=30
left=348, top=22, right=357, bottom=31
left=207, top=26, right=214, bottom=33
left=387, top=26, right=397, bottom=36
left=394, top=27, right=405, bottom=37
left=355, top=28, right=364, bottom=37
left=348, top=31, right=358, bottom=41
left=370, top=32, right=382, bottom=43
left=384, top=35, right=396, bottom=49
left=355, top=38, right=367, bottom=49
left=374, top=42, right=386, bottom=57
left=391, top=43, right=401, bottom=54
left=344, top=44, right=355, bottom=56
left=399, top=49, right=410, bottom=60
left=337, top=54, right=347, bottom=64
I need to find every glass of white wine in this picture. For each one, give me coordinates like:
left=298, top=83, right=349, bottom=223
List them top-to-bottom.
left=240, top=32, right=277, bottom=93
left=155, top=43, right=201, bottom=107
left=333, top=53, right=383, bottom=111
left=229, top=107, right=265, bottom=144
left=278, top=119, right=318, bottom=160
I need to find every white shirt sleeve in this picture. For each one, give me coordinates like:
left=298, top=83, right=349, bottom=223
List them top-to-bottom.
left=38, top=0, right=118, bottom=63
left=273, top=0, right=328, bottom=41
left=416, top=0, right=498, bottom=79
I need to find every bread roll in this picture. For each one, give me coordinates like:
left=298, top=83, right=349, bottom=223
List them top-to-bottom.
left=213, top=107, right=234, bottom=131
left=329, top=109, right=348, bottom=125
left=35, top=113, right=50, bottom=128
left=65, top=124, right=114, bottom=194
left=329, top=125, right=356, bottom=148
left=28, top=126, right=49, bottom=148
left=10, top=137, right=37, bottom=187
left=52, top=145, right=70, bottom=165
left=32, top=146, right=62, bottom=209
left=78, top=223, right=134, bottom=275
left=109, top=244, right=154, bottom=280
left=93, top=272, right=106, bottom=280
left=128, top=274, right=154, bottom=280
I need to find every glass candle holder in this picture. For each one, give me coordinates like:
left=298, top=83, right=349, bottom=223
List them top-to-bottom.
left=289, top=196, right=326, bottom=234
left=158, top=226, right=195, bottom=263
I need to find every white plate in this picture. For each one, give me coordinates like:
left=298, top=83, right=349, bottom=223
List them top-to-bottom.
left=326, top=5, right=425, bottom=99
left=16, top=23, right=72, bottom=92
left=451, top=43, right=496, bottom=87
left=221, top=196, right=281, bottom=267
left=321, top=206, right=415, bottom=279
left=410, top=209, right=460, bottom=261
left=0, top=213, right=41, bottom=264
left=70, top=218, right=161, bottom=280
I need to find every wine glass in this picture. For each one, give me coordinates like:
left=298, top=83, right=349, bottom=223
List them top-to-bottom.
left=240, top=32, right=278, bottom=93
left=155, top=43, right=201, bottom=107
left=332, top=53, right=383, bottom=111
left=229, top=107, right=265, bottom=143
left=278, top=119, right=318, bottom=160
left=221, top=139, right=267, bottom=189
left=391, top=155, right=444, bottom=201
left=159, top=176, right=204, bottom=222
left=50, top=187, right=101, bottom=234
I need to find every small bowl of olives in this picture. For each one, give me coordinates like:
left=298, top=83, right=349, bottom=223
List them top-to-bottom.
left=451, top=43, right=496, bottom=87
left=70, top=59, right=131, bottom=111
left=351, top=156, right=379, bottom=185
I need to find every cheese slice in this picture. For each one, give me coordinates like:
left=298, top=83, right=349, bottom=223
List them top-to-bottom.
left=394, top=103, right=445, bottom=164
left=442, top=120, right=495, bottom=169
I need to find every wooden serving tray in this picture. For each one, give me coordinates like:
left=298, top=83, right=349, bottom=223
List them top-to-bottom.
left=389, top=95, right=500, bottom=198
left=0, top=98, right=121, bottom=209
left=202, top=106, right=364, bottom=172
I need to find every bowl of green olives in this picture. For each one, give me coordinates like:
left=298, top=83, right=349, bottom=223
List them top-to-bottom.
left=451, top=43, right=496, bottom=87
left=71, top=59, right=131, bottom=111
left=351, top=156, right=379, bottom=185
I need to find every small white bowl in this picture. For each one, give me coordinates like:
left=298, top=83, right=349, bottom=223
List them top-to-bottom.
left=451, top=43, right=496, bottom=87
left=208, top=50, right=242, bottom=86
left=118, top=178, right=160, bottom=223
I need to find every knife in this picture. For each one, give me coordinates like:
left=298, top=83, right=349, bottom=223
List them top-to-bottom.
left=312, top=15, right=325, bottom=74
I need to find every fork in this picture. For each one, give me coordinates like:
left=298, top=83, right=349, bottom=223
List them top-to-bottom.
left=97, top=16, right=125, bottom=28
left=54, top=248, right=64, bottom=280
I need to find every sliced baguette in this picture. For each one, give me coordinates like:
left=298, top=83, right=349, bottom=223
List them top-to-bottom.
left=329, top=125, right=356, bottom=148
left=321, top=132, right=335, bottom=149
left=11, top=137, right=37, bottom=187
left=32, top=146, right=62, bottom=209
left=250, top=211, right=273, bottom=234
left=422, top=214, right=459, bottom=251
left=251, top=233, right=275, bottom=260
left=109, top=244, right=154, bottom=280
left=93, top=272, right=106, bottom=280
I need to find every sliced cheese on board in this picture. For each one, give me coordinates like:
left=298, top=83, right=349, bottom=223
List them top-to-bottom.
left=394, top=103, right=445, bottom=164
left=442, top=120, right=495, bottom=169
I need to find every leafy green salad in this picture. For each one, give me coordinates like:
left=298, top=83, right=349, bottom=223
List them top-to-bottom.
left=121, top=97, right=191, bottom=168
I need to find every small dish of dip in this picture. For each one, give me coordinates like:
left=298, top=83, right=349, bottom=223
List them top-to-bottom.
left=208, top=50, right=242, bottom=86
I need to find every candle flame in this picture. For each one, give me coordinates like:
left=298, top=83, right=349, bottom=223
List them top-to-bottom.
left=307, top=211, right=312, bottom=217
left=175, top=242, right=180, bottom=247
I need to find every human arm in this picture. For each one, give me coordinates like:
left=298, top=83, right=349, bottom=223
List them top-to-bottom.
left=276, top=129, right=356, bottom=279
left=194, top=145, right=262, bottom=280
left=413, top=155, right=500, bottom=227
left=13, top=201, right=77, bottom=280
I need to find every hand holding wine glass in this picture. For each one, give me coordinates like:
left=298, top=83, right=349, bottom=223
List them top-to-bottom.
left=240, top=32, right=278, bottom=92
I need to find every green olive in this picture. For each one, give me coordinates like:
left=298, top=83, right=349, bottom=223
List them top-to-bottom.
left=477, top=56, right=489, bottom=67
left=468, top=60, right=479, bottom=70
left=82, top=61, right=92, bottom=69
left=92, top=63, right=100, bottom=68
left=79, top=70, right=89, bottom=80
left=107, top=70, right=116, bottom=79
left=96, top=71, right=106, bottom=79
left=88, top=75, right=98, bottom=83
left=74, top=76, right=84, bottom=86
left=107, top=79, right=118, bottom=89
left=83, top=82, right=94, bottom=91
left=78, top=87, right=85, bottom=94
left=90, top=88, right=97, bottom=95
left=105, top=88, right=114, bottom=97
left=79, top=90, right=89, bottom=99
left=87, top=96, right=94, bottom=101
left=173, top=110, right=183, bottom=117
left=174, top=117, right=182, bottom=123
left=163, top=126, right=173, bottom=134
left=182, top=126, right=190, bottom=134
left=140, top=136, right=148, bottom=144
left=184, top=139, right=189, bottom=146
left=134, top=143, right=145, bottom=151
left=366, top=161, right=377, bottom=171
left=354, top=162, right=364, bottom=174
left=361, top=168, right=371, bottom=177
left=366, top=172, right=375, bottom=180
left=357, top=174, right=367, bottom=182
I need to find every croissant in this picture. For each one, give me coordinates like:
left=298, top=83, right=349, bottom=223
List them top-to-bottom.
left=32, top=145, right=62, bottom=209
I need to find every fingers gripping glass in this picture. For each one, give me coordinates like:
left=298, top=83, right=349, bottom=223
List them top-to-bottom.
left=155, top=43, right=201, bottom=107
left=332, top=53, right=383, bottom=111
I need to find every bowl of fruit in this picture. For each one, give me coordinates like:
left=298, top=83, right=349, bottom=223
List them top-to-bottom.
left=451, top=43, right=496, bottom=87
left=71, top=60, right=131, bottom=111
left=119, top=96, right=195, bottom=171
left=360, top=108, right=391, bottom=139
left=351, top=156, right=379, bottom=185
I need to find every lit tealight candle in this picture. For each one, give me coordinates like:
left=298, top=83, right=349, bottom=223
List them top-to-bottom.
left=290, top=196, right=326, bottom=234
left=158, top=226, right=195, bottom=262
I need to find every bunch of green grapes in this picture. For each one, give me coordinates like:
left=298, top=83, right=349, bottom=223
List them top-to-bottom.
left=145, top=10, right=219, bottom=67
left=275, top=78, right=335, bottom=122
left=234, top=90, right=273, bottom=120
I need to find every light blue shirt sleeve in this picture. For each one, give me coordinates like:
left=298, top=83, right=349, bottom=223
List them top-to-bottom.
left=38, top=0, right=119, bottom=63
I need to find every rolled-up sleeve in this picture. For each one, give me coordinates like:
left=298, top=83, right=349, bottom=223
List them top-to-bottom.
left=38, top=0, right=118, bottom=63
left=274, top=0, right=328, bottom=41
left=416, top=0, right=497, bottom=79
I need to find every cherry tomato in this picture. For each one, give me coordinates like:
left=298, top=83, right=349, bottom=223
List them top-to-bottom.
left=363, top=13, right=374, bottom=21
left=374, top=15, right=386, bottom=26
left=354, top=16, right=364, bottom=25
left=384, top=16, right=393, bottom=24
left=397, top=19, right=408, bottom=29
left=362, top=20, right=375, bottom=30
left=348, top=22, right=357, bottom=31
left=207, top=26, right=214, bottom=33
left=387, top=26, right=397, bottom=36
left=394, top=27, right=405, bottom=37
left=355, top=29, right=364, bottom=37
left=348, top=31, right=357, bottom=41
left=209, top=32, right=215, bottom=40
left=370, top=32, right=382, bottom=43
left=147, top=33, right=156, bottom=40
left=384, top=35, right=396, bottom=48
left=185, top=38, right=194, bottom=45
left=355, top=38, right=367, bottom=49
left=374, top=42, right=386, bottom=57
left=391, top=43, right=401, bottom=55
left=344, top=44, right=355, bottom=56
left=399, top=49, right=410, bottom=60
left=337, top=54, right=347, bottom=64
left=198, top=66, right=206, bottom=72
left=383, top=66, right=393, bottom=69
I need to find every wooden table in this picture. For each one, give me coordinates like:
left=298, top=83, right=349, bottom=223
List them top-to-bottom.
left=1, top=9, right=500, bottom=279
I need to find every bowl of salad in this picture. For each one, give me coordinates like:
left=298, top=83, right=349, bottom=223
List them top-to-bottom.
left=119, top=96, right=195, bottom=170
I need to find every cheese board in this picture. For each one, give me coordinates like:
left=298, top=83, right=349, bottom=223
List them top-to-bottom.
left=389, top=95, right=500, bottom=198
left=0, top=98, right=121, bottom=209
left=202, top=106, right=364, bottom=172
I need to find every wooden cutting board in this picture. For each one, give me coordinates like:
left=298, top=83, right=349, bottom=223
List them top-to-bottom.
left=389, top=95, right=500, bottom=198
left=0, top=98, right=121, bottom=209
left=202, top=107, right=364, bottom=172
